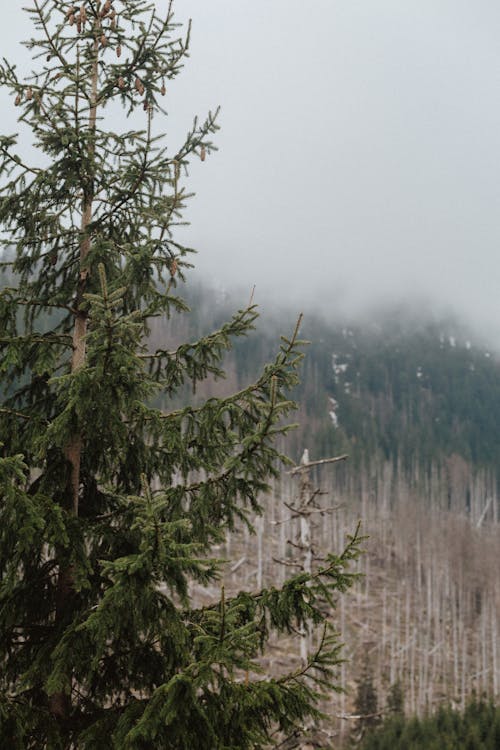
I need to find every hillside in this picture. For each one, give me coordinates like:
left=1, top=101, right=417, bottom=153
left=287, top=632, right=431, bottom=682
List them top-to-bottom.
left=152, top=283, right=500, bottom=523
left=150, top=284, right=500, bottom=746
left=296, top=312, right=500, bottom=474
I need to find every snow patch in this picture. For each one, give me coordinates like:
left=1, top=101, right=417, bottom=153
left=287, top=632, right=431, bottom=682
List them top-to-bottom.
left=332, top=354, right=349, bottom=382
left=328, top=397, right=339, bottom=428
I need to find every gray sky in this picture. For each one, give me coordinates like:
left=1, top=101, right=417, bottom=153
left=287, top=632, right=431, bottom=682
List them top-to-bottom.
left=3, top=2, right=500, bottom=337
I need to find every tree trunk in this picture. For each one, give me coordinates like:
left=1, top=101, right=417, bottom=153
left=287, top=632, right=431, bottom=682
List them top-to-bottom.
left=49, top=27, right=99, bottom=724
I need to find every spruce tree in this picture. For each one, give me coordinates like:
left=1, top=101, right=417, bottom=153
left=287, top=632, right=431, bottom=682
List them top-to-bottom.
left=0, top=2, right=361, bottom=747
left=351, top=659, right=380, bottom=744
left=386, top=681, right=404, bottom=717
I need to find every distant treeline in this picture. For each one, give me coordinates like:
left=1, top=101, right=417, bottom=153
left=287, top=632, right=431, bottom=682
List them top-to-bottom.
left=170, top=282, right=500, bottom=481
left=357, top=697, right=500, bottom=750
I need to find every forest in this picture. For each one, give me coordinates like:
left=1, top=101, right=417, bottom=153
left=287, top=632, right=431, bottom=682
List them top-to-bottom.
left=0, top=1, right=499, bottom=749
left=158, top=282, right=500, bottom=515
left=151, top=284, right=500, bottom=746
left=357, top=697, right=500, bottom=750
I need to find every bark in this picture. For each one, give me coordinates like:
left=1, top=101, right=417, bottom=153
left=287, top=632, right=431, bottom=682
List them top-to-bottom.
left=49, top=24, right=99, bottom=724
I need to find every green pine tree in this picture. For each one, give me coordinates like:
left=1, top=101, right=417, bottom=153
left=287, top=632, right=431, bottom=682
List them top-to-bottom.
left=0, top=2, right=362, bottom=747
left=350, top=659, right=380, bottom=746
left=386, top=681, right=405, bottom=717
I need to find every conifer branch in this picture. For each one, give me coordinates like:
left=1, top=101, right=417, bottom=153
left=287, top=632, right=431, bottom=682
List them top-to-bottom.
left=33, top=0, right=70, bottom=70
left=93, top=108, right=153, bottom=227
left=0, top=143, right=41, bottom=177
left=0, top=334, right=72, bottom=345
left=0, top=407, right=32, bottom=421
left=188, top=522, right=363, bottom=621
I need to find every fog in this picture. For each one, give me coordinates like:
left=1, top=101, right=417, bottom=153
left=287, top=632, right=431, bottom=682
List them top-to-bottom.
left=2, top=2, right=500, bottom=339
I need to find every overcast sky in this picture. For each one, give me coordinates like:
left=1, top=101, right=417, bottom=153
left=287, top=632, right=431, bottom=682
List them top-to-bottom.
left=3, top=2, right=500, bottom=337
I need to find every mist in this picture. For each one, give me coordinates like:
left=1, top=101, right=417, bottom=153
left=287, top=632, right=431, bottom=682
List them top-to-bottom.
left=2, top=2, right=500, bottom=341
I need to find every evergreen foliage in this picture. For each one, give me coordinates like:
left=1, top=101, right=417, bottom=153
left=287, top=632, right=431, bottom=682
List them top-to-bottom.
left=0, top=2, right=362, bottom=747
left=350, top=660, right=380, bottom=743
left=386, top=681, right=404, bottom=717
left=357, top=696, right=500, bottom=750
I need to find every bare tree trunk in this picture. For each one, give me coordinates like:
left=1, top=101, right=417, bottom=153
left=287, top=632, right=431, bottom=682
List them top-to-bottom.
left=298, top=454, right=312, bottom=665
left=256, top=515, right=264, bottom=590
left=492, top=603, right=498, bottom=697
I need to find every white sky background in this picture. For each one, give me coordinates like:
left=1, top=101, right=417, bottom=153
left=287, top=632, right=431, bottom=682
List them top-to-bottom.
left=2, top=2, right=500, bottom=337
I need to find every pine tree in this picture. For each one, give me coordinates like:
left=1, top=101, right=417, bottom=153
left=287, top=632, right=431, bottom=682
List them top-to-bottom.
left=0, top=2, right=362, bottom=747
left=351, top=659, right=380, bottom=744
left=386, top=681, right=404, bottom=717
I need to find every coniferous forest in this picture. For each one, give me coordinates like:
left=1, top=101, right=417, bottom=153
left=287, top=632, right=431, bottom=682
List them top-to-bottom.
left=0, top=3, right=499, bottom=750
left=157, top=284, right=500, bottom=519
left=152, top=286, right=500, bottom=746
left=357, top=697, right=500, bottom=750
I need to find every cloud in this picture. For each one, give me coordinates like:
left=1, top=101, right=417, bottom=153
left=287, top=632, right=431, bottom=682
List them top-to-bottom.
left=3, top=1, right=500, bottom=339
